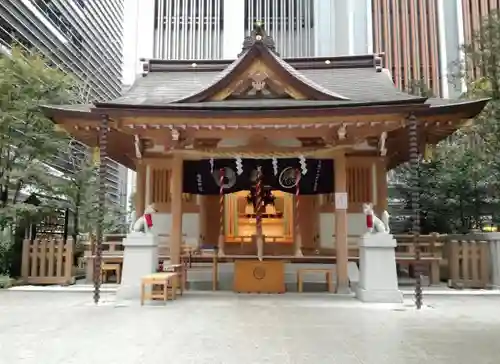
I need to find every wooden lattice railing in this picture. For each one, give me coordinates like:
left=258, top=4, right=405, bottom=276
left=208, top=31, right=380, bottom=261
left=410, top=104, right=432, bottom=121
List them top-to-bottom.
left=19, top=233, right=494, bottom=289
left=21, top=237, right=75, bottom=285
left=448, top=239, right=490, bottom=288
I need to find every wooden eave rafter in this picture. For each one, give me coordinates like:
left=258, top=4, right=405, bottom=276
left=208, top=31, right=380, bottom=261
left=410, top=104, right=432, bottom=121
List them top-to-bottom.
left=41, top=98, right=488, bottom=171
left=414, top=98, right=489, bottom=119
left=101, top=103, right=427, bottom=124
left=55, top=112, right=411, bottom=164
left=386, top=117, right=475, bottom=169
left=119, top=118, right=404, bottom=132
left=121, top=119, right=404, bottom=146
left=142, top=120, right=405, bottom=158
left=61, top=125, right=135, bottom=169
left=187, top=144, right=332, bottom=155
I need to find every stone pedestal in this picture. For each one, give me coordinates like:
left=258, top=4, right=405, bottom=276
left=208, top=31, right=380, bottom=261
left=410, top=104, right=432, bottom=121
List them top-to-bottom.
left=117, top=232, right=158, bottom=301
left=356, top=233, right=403, bottom=303
left=490, top=237, right=500, bottom=288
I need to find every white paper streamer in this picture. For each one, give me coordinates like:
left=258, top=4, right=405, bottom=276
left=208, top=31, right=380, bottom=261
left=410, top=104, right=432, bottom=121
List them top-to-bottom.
left=298, top=155, right=307, bottom=175
left=235, top=156, right=243, bottom=175
left=272, top=157, right=278, bottom=176
left=209, top=158, right=214, bottom=173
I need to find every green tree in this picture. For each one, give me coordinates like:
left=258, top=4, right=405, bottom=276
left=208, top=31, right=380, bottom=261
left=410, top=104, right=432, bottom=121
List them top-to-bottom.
left=389, top=12, right=500, bottom=234
left=458, top=13, right=500, bottom=229
left=0, top=47, right=76, bottom=274
left=391, top=141, right=494, bottom=233
left=50, top=152, right=127, bottom=267
left=54, top=154, right=127, bottom=242
left=128, top=191, right=136, bottom=213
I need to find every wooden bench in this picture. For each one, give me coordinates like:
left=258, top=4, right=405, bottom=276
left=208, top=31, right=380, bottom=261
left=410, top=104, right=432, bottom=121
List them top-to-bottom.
left=297, top=268, right=334, bottom=293
left=140, top=272, right=179, bottom=305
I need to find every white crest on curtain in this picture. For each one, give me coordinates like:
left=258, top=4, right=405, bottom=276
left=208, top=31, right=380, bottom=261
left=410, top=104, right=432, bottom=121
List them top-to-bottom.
left=313, top=160, right=321, bottom=192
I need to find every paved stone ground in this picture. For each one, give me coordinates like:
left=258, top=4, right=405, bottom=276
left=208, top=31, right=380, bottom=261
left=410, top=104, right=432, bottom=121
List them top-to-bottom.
left=1, top=291, right=499, bottom=364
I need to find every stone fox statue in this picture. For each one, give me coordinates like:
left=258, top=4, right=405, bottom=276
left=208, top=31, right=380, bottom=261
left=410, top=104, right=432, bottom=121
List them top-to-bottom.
left=362, top=203, right=390, bottom=233
left=129, top=204, right=157, bottom=233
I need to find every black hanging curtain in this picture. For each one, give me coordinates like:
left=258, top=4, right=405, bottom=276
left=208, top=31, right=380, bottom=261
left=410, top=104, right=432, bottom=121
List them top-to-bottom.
left=183, top=158, right=334, bottom=195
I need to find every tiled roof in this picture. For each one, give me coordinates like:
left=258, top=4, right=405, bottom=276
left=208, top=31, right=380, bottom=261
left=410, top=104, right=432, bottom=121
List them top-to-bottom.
left=43, top=24, right=487, bottom=116
left=99, top=28, right=423, bottom=108
left=267, top=50, right=350, bottom=100
left=104, top=66, right=422, bottom=107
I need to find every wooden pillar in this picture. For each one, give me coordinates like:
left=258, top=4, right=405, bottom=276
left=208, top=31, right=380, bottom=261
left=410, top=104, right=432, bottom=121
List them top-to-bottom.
left=334, top=152, right=350, bottom=293
left=170, top=154, right=183, bottom=264
left=376, top=158, right=388, bottom=216
left=135, top=163, right=146, bottom=217
left=145, top=163, right=152, bottom=206
left=198, top=195, right=208, bottom=248
left=200, top=195, right=220, bottom=246
left=298, top=196, right=315, bottom=253
left=312, top=196, right=320, bottom=250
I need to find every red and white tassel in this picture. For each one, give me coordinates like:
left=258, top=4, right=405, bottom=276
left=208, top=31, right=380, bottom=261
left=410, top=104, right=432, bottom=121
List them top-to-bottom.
left=255, top=167, right=263, bottom=260
left=218, top=168, right=225, bottom=256
left=255, top=168, right=262, bottom=235
left=294, top=169, right=303, bottom=256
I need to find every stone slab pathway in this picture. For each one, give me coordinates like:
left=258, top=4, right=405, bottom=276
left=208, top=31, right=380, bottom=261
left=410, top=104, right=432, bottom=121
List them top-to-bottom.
left=0, top=291, right=499, bottom=364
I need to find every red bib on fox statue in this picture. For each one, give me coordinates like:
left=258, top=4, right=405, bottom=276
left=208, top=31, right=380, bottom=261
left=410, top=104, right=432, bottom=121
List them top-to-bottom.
left=362, top=202, right=391, bottom=234
left=144, top=213, right=153, bottom=228
left=366, top=214, right=373, bottom=230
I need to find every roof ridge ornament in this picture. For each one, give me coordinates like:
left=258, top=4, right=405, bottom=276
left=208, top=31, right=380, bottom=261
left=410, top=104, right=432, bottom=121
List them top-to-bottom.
left=239, top=21, right=279, bottom=57
left=374, top=53, right=384, bottom=73
left=140, top=58, right=150, bottom=77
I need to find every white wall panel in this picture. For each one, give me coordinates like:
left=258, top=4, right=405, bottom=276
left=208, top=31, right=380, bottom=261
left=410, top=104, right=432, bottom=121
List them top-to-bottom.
left=154, top=0, right=223, bottom=60
left=245, top=0, right=314, bottom=58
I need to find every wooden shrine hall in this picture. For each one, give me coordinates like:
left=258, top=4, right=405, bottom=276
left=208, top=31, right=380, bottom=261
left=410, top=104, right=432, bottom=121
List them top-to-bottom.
left=43, top=24, right=488, bottom=294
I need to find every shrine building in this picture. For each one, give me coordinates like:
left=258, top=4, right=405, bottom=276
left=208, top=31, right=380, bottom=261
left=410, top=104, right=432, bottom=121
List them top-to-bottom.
left=43, top=25, right=488, bottom=294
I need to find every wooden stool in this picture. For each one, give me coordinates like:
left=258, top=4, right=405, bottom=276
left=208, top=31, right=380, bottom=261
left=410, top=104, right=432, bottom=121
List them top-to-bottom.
left=182, top=246, right=197, bottom=268
left=101, top=263, right=121, bottom=283
left=166, top=264, right=186, bottom=294
left=297, top=268, right=334, bottom=293
left=140, top=272, right=178, bottom=305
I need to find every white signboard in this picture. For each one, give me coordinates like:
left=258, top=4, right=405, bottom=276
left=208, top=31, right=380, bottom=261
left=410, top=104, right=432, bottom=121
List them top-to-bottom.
left=334, top=192, right=348, bottom=210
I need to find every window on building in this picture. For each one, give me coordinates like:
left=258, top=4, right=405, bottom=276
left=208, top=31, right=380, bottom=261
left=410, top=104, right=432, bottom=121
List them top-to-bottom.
left=74, top=0, right=86, bottom=9
left=0, top=18, right=32, bottom=50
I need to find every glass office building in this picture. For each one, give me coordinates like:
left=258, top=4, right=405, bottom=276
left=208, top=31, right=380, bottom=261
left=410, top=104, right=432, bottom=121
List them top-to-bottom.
left=0, top=0, right=128, bottom=208
left=127, top=0, right=500, bottom=99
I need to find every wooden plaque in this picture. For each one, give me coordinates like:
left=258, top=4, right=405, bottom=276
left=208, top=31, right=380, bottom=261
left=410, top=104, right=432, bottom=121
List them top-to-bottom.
left=233, top=260, right=286, bottom=293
